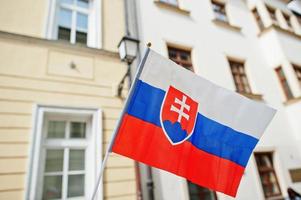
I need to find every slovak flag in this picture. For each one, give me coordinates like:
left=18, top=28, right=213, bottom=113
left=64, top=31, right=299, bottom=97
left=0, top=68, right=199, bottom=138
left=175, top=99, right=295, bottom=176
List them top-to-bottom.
left=111, top=49, right=276, bottom=197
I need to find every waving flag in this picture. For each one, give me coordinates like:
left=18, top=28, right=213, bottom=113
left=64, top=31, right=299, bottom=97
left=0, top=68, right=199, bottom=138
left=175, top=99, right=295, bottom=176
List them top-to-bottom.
left=111, top=49, right=276, bottom=197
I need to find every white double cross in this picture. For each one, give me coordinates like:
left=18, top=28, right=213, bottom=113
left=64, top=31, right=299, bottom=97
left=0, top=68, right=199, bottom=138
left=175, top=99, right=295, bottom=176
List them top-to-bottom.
left=170, top=95, right=190, bottom=123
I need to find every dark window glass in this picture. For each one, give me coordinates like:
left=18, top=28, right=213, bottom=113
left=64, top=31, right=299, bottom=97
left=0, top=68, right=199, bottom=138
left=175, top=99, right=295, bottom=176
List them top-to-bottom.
left=58, top=27, right=71, bottom=42
left=76, top=31, right=87, bottom=44
left=167, top=46, right=194, bottom=71
left=275, top=67, right=294, bottom=100
left=254, top=152, right=282, bottom=198
left=188, top=181, right=217, bottom=200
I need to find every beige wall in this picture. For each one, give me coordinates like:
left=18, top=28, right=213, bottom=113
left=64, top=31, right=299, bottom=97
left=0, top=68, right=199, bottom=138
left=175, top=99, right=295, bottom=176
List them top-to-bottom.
left=0, top=0, right=126, bottom=52
left=0, top=0, right=48, bottom=38
left=103, top=0, right=126, bottom=52
left=0, top=32, right=137, bottom=200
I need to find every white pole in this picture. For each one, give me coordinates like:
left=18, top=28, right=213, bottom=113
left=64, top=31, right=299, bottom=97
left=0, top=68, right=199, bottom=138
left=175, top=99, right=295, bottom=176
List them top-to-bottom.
left=90, top=47, right=151, bottom=200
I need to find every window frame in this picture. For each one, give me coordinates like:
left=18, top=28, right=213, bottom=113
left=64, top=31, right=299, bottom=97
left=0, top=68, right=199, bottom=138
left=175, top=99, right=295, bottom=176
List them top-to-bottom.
left=45, top=0, right=102, bottom=48
left=211, top=0, right=228, bottom=23
left=266, top=5, right=278, bottom=26
left=252, top=7, right=265, bottom=31
left=282, top=12, right=293, bottom=31
left=167, top=45, right=194, bottom=72
left=228, top=58, right=252, bottom=94
left=292, top=63, right=301, bottom=89
left=275, top=67, right=294, bottom=100
left=26, top=105, right=102, bottom=200
left=254, top=152, right=282, bottom=198
left=187, top=181, right=218, bottom=200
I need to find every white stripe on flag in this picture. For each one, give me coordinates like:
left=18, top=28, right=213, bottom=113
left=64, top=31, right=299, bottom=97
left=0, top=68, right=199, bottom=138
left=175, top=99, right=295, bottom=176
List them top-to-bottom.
left=140, top=50, right=276, bottom=139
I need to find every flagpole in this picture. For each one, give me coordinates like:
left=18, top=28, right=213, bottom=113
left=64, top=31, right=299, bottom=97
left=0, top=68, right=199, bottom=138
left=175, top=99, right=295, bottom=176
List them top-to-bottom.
left=90, top=45, right=151, bottom=200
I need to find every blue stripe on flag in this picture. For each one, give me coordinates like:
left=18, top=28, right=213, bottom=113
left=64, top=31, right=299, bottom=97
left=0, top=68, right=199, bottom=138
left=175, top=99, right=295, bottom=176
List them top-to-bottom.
left=126, top=80, right=258, bottom=167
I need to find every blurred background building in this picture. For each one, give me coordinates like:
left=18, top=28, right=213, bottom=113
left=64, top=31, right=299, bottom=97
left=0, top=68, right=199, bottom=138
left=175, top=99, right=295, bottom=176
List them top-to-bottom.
left=0, top=0, right=301, bottom=200
left=129, top=0, right=301, bottom=200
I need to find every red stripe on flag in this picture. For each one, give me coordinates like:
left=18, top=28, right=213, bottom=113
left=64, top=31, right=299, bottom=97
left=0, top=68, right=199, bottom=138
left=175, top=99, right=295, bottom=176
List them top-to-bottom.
left=112, top=114, right=244, bottom=197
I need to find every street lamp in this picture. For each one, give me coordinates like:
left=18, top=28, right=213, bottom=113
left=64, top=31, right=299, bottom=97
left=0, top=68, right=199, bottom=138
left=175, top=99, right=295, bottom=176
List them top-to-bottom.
left=117, top=35, right=140, bottom=97
left=118, top=36, right=140, bottom=64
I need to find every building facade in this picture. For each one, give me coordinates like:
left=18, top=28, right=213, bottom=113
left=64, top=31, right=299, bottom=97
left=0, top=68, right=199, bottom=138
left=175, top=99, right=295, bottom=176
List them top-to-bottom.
left=0, top=0, right=139, bottom=200
left=133, top=0, right=301, bottom=199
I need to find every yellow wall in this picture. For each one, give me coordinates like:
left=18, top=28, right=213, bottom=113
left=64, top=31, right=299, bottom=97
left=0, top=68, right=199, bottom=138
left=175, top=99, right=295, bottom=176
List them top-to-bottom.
left=0, top=0, right=125, bottom=52
left=0, top=0, right=47, bottom=38
left=102, top=0, right=126, bottom=52
left=0, top=32, right=137, bottom=200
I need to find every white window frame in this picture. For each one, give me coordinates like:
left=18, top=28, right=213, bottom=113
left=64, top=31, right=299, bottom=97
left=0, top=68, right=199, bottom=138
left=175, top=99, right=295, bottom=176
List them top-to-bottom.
left=45, top=0, right=102, bottom=48
left=26, top=105, right=103, bottom=200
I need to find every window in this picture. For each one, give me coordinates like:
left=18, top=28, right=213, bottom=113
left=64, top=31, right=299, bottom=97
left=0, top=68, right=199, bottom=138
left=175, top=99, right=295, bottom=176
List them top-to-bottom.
left=46, top=0, right=101, bottom=48
left=57, top=0, right=89, bottom=44
left=159, top=0, right=178, bottom=6
left=211, top=0, right=228, bottom=23
left=266, top=6, right=278, bottom=25
left=252, top=7, right=265, bottom=31
left=282, top=13, right=293, bottom=31
left=168, top=46, right=193, bottom=71
left=228, top=59, right=252, bottom=94
left=293, top=64, right=301, bottom=88
left=275, top=67, right=294, bottom=100
left=27, top=106, right=102, bottom=200
left=254, top=152, right=282, bottom=198
left=289, top=168, right=301, bottom=183
left=188, top=181, right=217, bottom=200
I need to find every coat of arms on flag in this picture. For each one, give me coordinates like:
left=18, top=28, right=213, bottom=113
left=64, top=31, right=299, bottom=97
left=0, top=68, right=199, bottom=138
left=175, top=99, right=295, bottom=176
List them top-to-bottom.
left=110, top=48, right=276, bottom=197
left=160, top=86, right=198, bottom=145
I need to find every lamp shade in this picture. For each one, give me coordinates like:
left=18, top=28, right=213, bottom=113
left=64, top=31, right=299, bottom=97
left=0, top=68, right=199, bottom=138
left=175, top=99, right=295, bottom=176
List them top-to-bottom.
left=118, top=36, right=140, bottom=64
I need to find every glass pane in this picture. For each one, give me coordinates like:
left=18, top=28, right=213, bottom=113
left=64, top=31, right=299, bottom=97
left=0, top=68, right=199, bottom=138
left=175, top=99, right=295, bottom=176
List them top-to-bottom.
left=61, top=0, right=73, bottom=5
left=77, top=0, right=89, bottom=8
left=58, top=8, right=72, bottom=28
left=77, top=13, right=88, bottom=30
left=58, top=27, right=71, bottom=41
left=76, top=31, right=87, bottom=44
left=168, top=51, right=177, bottom=59
left=180, top=53, right=189, bottom=61
left=47, top=121, right=65, bottom=138
left=70, top=122, right=86, bottom=138
left=45, top=149, right=64, bottom=172
left=69, top=149, right=85, bottom=171
left=68, top=174, right=85, bottom=197
left=42, top=175, right=62, bottom=200
left=188, top=181, right=199, bottom=195
left=188, top=181, right=216, bottom=200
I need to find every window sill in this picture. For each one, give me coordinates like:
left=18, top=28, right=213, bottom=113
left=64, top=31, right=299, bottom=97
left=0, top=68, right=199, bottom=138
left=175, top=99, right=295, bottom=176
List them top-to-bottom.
left=154, top=1, right=190, bottom=16
left=212, top=19, right=242, bottom=32
left=258, top=24, right=301, bottom=40
left=238, top=92, right=263, bottom=101
left=284, top=96, right=301, bottom=106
